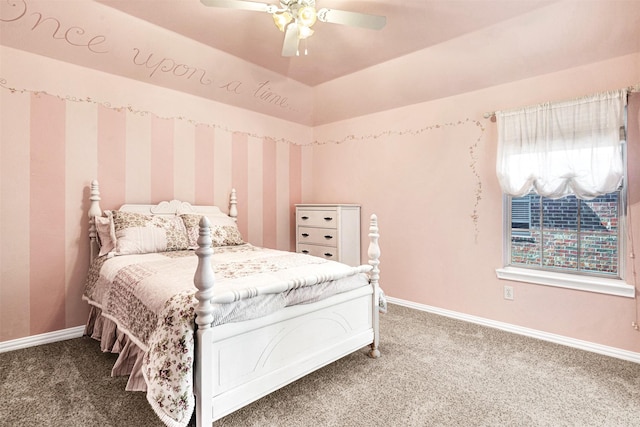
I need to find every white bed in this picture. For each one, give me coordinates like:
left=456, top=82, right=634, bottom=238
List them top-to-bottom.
left=84, top=180, right=382, bottom=427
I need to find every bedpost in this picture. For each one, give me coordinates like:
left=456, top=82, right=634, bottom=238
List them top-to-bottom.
left=88, top=180, right=102, bottom=260
left=229, top=188, right=238, bottom=222
left=367, top=214, right=381, bottom=359
left=193, top=216, right=215, bottom=427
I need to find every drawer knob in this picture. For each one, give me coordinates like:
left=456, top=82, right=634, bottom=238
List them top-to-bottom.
left=301, top=216, right=309, bottom=220
left=323, top=217, right=333, bottom=221
left=301, top=233, right=309, bottom=237
left=324, top=235, right=333, bottom=240
left=301, top=250, right=310, bottom=254
left=324, top=253, right=334, bottom=257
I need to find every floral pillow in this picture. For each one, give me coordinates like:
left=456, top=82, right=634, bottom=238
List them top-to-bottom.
left=110, top=210, right=190, bottom=255
left=180, top=214, right=244, bottom=248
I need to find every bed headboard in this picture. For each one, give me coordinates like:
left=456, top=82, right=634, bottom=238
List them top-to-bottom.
left=87, top=179, right=238, bottom=259
left=118, top=199, right=236, bottom=220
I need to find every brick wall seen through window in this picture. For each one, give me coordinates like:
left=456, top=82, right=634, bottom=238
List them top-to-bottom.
left=510, top=192, right=619, bottom=276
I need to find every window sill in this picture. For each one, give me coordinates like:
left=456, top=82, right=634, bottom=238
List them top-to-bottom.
left=495, top=267, right=635, bottom=298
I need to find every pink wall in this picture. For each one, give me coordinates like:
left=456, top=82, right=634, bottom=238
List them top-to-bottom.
left=2, top=44, right=640, bottom=357
left=0, top=47, right=307, bottom=342
left=310, top=54, right=640, bottom=353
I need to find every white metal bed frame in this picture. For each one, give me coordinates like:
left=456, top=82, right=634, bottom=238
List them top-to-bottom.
left=87, top=179, right=381, bottom=426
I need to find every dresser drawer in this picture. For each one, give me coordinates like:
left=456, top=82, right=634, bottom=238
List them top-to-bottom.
left=295, top=204, right=360, bottom=267
left=296, top=209, right=338, bottom=228
left=298, top=227, right=338, bottom=246
left=298, top=244, right=338, bottom=260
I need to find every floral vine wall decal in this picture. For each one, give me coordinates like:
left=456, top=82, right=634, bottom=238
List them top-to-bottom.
left=0, top=78, right=301, bottom=146
left=1, top=78, right=486, bottom=240
left=312, top=117, right=486, bottom=242
left=312, top=118, right=478, bottom=145
left=469, top=120, right=485, bottom=242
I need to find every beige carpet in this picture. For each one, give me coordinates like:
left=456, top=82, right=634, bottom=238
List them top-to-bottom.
left=1, top=304, right=640, bottom=427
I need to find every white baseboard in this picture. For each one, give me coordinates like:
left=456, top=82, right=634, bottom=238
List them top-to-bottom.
left=387, top=297, right=640, bottom=364
left=5, top=300, right=639, bottom=363
left=0, top=326, right=85, bottom=353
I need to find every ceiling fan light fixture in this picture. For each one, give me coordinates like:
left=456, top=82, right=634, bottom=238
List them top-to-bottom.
left=200, top=0, right=386, bottom=57
left=297, top=6, right=317, bottom=27
left=273, top=11, right=292, bottom=32
left=298, top=24, right=314, bottom=39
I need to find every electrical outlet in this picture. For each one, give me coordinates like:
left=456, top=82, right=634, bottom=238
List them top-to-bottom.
left=504, top=285, right=514, bottom=300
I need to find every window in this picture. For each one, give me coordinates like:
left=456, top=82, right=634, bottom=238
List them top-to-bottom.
left=495, top=89, right=634, bottom=297
left=507, top=191, right=622, bottom=277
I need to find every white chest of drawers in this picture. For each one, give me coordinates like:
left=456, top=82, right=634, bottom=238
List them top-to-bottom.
left=295, top=204, right=361, bottom=267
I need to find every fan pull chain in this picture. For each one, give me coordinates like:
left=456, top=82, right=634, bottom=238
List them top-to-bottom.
left=296, top=39, right=309, bottom=56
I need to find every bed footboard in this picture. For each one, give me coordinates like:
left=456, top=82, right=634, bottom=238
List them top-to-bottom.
left=192, top=212, right=382, bottom=426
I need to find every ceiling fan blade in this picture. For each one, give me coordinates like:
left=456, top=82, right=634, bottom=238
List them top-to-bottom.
left=200, top=0, right=273, bottom=13
left=317, top=8, right=386, bottom=30
left=281, top=23, right=300, bottom=57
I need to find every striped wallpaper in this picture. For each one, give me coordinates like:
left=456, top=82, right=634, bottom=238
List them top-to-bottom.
left=0, top=89, right=303, bottom=342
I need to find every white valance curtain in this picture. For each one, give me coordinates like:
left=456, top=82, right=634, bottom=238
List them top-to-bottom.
left=496, top=89, right=627, bottom=200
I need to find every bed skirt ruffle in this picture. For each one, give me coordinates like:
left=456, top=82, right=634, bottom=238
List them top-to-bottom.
left=84, top=306, right=148, bottom=392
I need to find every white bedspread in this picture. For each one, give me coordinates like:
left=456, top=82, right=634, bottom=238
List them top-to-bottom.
left=83, top=244, right=371, bottom=427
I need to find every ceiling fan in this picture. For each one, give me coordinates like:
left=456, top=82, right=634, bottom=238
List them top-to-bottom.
left=200, top=0, right=387, bottom=57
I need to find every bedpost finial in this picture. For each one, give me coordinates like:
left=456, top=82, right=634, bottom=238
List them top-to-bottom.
left=88, top=179, right=103, bottom=260
left=88, top=180, right=102, bottom=217
left=90, top=180, right=101, bottom=201
left=229, top=188, right=238, bottom=222
left=368, top=213, right=379, bottom=243
left=368, top=214, right=380, bottom=264
left=198, top=215, right=211, bottom=230
left=197, top=216, right=213, bottom=252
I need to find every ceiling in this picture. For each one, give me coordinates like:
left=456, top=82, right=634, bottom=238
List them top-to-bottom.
left=1, top=0, right=639, bottom=125
left=97, top=0, right=560, bottom=87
